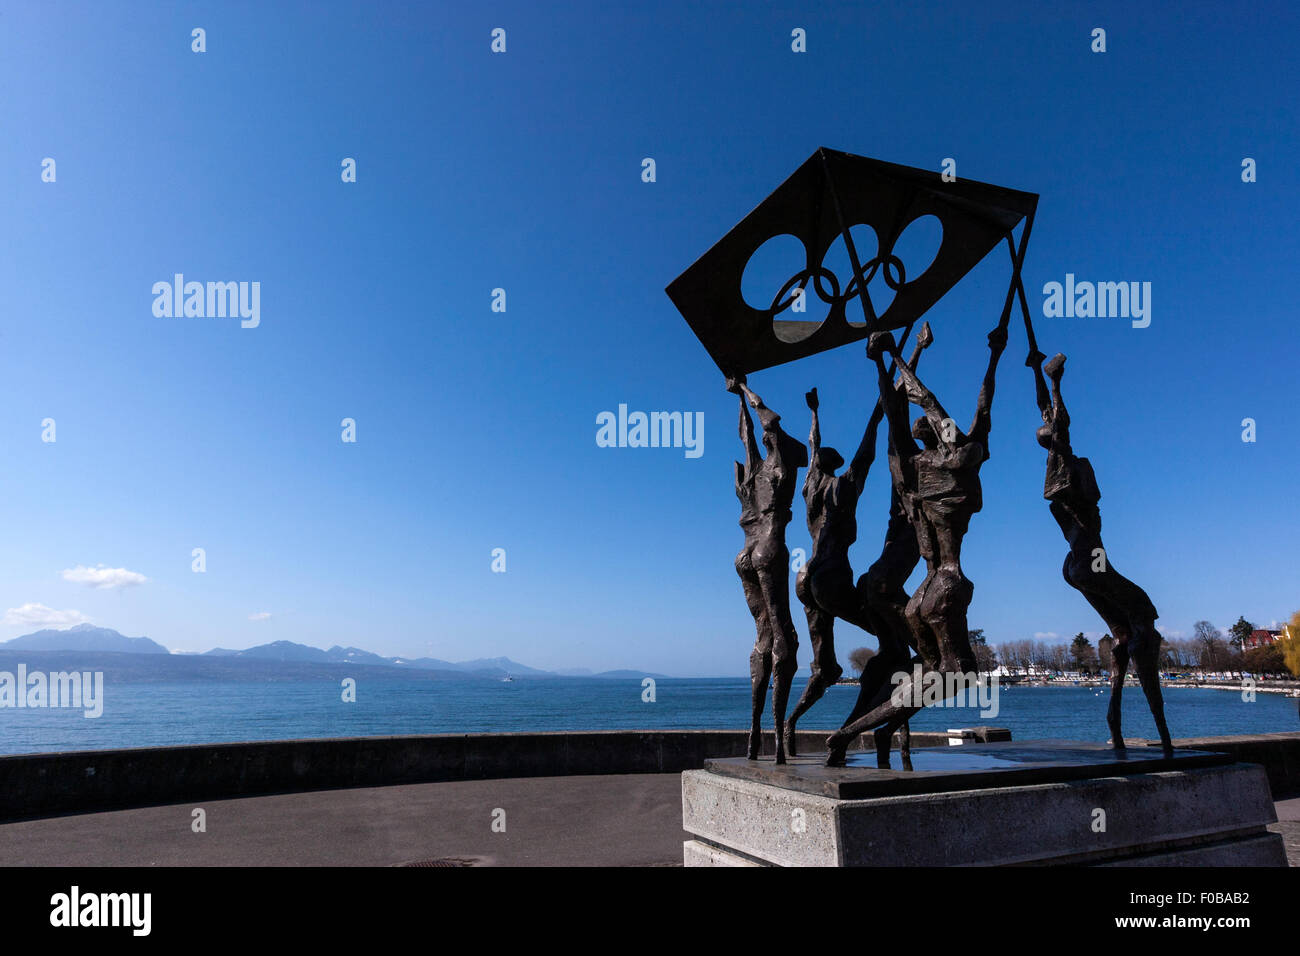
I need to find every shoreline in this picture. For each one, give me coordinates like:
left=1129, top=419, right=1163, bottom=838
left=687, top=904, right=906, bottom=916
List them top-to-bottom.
left=833, top=677, right=1300, bottom=696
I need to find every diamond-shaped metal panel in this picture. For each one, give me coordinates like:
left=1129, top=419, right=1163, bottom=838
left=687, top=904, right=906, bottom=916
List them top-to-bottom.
left=666, top=147, right=1037, bottom=376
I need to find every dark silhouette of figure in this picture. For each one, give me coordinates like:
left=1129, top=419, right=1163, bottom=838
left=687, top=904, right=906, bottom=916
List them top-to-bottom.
left=826, top=320, right=1008, bottom=766
left=844, top=324, right=935, bottom=764
left=787, top=325, right=932, bottom=760
left=1029, top=352, right=1174, bottom=756
left=729, top=376, right=808, bottom=764
left=784, top=385, right=868, bottom=750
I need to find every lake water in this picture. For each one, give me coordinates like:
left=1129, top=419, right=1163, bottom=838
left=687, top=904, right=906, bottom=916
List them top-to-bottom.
left=1, top=677, right=1296, bottom=755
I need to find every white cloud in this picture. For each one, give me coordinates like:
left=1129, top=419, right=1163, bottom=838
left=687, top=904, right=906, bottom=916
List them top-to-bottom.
left=61, top=564, right=148, bottom=589
left=3, top=603, right=91, bottom=629
left=248, top=612, right=272, bottom=621
left=1032, top=631, right=1060, bottom=640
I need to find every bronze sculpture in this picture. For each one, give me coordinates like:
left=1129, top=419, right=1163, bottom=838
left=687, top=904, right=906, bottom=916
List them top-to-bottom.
left=667, top=148, right=1181, bottom=769
left=666, top=149, right=1049, bottom=766
left=825, top=319, right=1008, bottom=766
left=846, top=324, right=935, bottom=761
left=787, top=326, right=932, bottom=757
left=1029, top=352, right=1174, bottom=755
left=729, top=378, right=808, bottom=764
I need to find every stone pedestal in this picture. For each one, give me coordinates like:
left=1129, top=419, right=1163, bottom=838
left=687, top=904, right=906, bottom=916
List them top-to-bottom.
left=681, top=741, right=1288, bottom=866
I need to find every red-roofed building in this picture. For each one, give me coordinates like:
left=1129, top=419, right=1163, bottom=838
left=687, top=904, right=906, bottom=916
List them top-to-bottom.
left=1243, top=629, right=1282, bottom=650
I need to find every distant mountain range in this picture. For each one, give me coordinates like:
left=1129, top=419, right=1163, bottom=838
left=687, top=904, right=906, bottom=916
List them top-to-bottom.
left=2, top=623, right=170, bottom=655
left=0, top=627, right=668, bottom=680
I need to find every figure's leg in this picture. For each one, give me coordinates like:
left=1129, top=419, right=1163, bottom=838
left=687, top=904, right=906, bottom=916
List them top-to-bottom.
left=858, top=543, right=922, bottom=664
left=854, top=556, right=921, bottom=766
left=1071, top=557, right=1151, bottom=753
left=739, top=561, right=772, bottom=760
left=1088, top=561, right=1172, bottom=756
left=758, top=562, right=799, bottom=765
left=924, top=567, right=976, bottom=676
left=786, top=568, right=816, bottom=756
left=873, top=568, right=973, bottom=769
left=846, top=570, right=972, bottom=768
left=788, top=571, right=852, bottom=749
left=842, top=572, right=903, bottom=731
left=903, top=572, right=942, bottom=669
left=848, top=575, right=939, bottom=767
left=826, top=580, right=937, bottom=766
left=785, top=598, right=826, bottom=754
left=1132, top=623, right=1173, bottom=755
left=1107, top=629, right=1131, bottom=751
left=748, top=647, right=773, bottom=759
left=840, top=648, right=903, bottom=738
left=865, top=674, right=905, bottom=767
left=870, top=709, right=919, bottom=769
left=871, top=711, right=916, bottom=769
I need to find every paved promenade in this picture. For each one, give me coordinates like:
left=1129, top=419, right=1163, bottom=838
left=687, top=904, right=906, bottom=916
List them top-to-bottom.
left=0, top=772, right=688, bottom=867
left=1, top=774, right=1295, bottom=867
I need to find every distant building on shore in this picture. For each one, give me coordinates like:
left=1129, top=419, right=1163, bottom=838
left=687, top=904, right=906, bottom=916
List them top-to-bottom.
left=1244, top=628, right=1283, bottom=650
left=990, top=664, right=1051, bottom=679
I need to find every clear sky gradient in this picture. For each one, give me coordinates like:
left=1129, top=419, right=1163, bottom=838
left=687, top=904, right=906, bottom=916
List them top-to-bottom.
left=1, top=1, right=1295, bottom=675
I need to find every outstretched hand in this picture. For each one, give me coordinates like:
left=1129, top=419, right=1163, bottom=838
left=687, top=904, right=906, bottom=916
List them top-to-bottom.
left=916, top=322, right=934, bottom=349
left=987, top=326, right=1008, bottom=354
left=866, top=331, right=898, bottom=361
left=1044, top=353, right=1066, bottom=381
left=725, top=374, right=746, bottom=395
left=805, top=388, right=818, bottom=411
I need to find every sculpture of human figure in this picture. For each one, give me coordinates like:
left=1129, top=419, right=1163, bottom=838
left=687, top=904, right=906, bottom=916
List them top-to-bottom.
left=825, top=319, right=1008, bottom=766
left=845, top=323, right=935, bottom=764
left=785, top=325, right=932, bottom=758
left=1029, top=351, right=1173, bottom=756
left=728, top=375, right=809, bottom=764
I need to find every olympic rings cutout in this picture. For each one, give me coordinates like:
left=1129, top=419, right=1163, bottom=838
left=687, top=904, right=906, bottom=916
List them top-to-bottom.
left=763, top=252, right=906, bottom=317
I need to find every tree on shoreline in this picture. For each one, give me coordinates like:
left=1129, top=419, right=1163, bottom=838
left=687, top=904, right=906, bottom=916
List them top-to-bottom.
left=1281, top=612, right=1300, bottom=678
left=1228, top=616, right=1254, bottom=653
left=1193, top=620, right=1230, bottom=675
left=969, top=629, right=997, bottom=674
left=1070, top=633, right=1098, bottom=674
left=995, top=639, right=1032, bottom=676
left=1242, top=644, right=1285, bottom=677
left=847, top=647, right=875, bottom=678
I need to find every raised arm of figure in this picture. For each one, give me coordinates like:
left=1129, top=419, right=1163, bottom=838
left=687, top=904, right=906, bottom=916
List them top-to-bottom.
left=847, top=323, right=933, bottom=491
left=968, top=324, right=1009, bottom=450
left=867, top=332, right=921, bottom=461
left=889, top=343, right=955, bottom=450
left=1028, top=349, right=1051, bottom=422
left=1044, top=352, right=1071, bottom=448
left=727, top=374, right=761, bottom=474
left=737, top=382, right=781, bottom=433
left=804, top=387, right=827, bottom=487
left=806, top=388, right=821, bottom=457
left=738, top=393, right=760, bottom=474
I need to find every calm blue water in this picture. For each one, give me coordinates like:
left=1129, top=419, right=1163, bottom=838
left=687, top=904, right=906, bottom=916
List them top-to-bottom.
left=1, top=677, right=1296, bottom=755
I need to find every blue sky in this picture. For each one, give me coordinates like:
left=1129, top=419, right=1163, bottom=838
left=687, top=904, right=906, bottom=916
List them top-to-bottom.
left=0, top=1, right=1295, bottom=676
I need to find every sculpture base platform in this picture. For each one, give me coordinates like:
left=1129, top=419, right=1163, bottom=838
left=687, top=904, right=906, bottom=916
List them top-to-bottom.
left=681, top=741, right=1287, bottom=866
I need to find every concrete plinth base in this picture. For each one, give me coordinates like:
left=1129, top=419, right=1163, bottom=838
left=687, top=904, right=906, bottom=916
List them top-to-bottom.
left=682, top=742, right=1288, bottom=866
